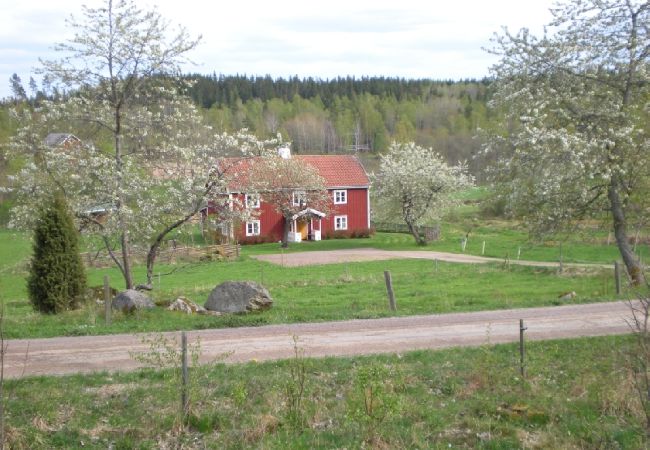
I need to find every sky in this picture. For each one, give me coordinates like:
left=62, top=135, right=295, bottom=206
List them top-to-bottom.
left=0, top=0, right=556, bottom=99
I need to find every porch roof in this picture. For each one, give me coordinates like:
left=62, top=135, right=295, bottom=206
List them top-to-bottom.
left=291, top=208, right=326, bottom=220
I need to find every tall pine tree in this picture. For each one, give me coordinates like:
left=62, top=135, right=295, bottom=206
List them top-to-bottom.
left=28, top=196, right=87, bottom=313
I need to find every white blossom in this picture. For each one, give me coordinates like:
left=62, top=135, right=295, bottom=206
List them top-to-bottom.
left=373, top=141, right=473, bottom=245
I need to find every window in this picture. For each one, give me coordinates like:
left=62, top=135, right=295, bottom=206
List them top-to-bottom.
left=333, top=189, right=347, bottom=204
left=292, top=191, right=306, bottom=206
left=244, top=193, right=260, bottom=209
left=334, top=215, right=348, bottom=230
left=246, top=220, right=261, bottom=236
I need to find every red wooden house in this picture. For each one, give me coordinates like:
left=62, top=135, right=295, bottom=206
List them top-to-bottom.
left=204, top=153, right=370, bottom=243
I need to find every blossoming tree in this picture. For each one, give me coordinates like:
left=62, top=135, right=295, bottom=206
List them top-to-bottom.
left=485, top=0, right=649, bottom=284
left=9, top=97, right=276, bottom=288
left=373, top=141, right=473, bottom=245
left=248, top=151, right=330, bottom=248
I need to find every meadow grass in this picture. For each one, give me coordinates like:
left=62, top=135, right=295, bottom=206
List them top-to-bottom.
left=0, top=228, right=630, bottom=339
left=2, top=255, right=618, bottom=339
left=2, top=335, right=644, bottom=449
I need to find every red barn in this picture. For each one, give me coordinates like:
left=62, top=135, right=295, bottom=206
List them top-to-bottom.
left=204, top=154, right=370, bottom=244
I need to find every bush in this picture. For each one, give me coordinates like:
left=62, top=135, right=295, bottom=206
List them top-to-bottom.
left=28, top=195, right=87, bottom=313
left=479, top=195, right=507, bottom=218
left=323, top=227, right=373, bottom=240
left=238, top=235, right=278, bottom=245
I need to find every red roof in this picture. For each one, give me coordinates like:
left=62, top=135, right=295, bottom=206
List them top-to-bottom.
left=219, top=155, right=369, bottom=191
left=295, top=155, right=369, bottom=188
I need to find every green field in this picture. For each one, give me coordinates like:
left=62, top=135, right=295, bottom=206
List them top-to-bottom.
left=1, top=208, right=648, bottom=448
left=0, top=228, right=623, bottom=339
left=2, top=335, right=645, bottom=449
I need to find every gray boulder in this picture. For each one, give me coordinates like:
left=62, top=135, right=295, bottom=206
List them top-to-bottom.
left=205, top=281, right=273, bottom=313
left=112, top=289, right=155, bottom=312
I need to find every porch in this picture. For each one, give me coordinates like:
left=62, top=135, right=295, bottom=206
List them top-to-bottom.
left=287, top=208, right=326, bottom=243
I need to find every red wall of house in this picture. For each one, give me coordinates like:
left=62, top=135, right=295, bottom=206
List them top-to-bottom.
left=234, top=188, right=369, bottom=242
left=321, top=188, right=369, bottom=234
left=233, top=194, right=285, bottom=242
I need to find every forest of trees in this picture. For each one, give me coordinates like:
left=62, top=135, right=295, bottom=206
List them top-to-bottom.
left=183, top=75, right=494, bottom=168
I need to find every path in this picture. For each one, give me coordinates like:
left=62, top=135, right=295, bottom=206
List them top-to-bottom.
left=251, top=248, right=611, bottom=268
left=4, top=301, right=632, bottom=379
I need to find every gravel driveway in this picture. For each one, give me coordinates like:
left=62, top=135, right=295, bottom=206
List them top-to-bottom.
left=252, top=248, right=611, bottom=268
left=4, top=301, right=631, bottom=379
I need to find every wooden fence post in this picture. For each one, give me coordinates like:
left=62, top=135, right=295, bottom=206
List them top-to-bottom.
left=559, top=244, right=564, bottom=274
left=614, top=261, right=622, bottom=295
left=384, top=271, right=397, bottom=311
left=103, top=275, right=111, bottom=326
left=519, top=319, right=527, bottom=378
left=181, top=332, right=189, bottom=418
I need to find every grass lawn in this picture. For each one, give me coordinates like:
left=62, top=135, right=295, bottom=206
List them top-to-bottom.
left=0, top=228, right=632, bottom=339
left=2, top=335, right=645, bottom=448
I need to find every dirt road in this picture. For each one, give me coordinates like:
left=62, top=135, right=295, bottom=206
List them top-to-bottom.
left=251, top=248, right=612, bottom=268
left=4, top=301, right=632, bottom=379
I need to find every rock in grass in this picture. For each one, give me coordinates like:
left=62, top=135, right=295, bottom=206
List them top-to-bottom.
left=205, top=281, right=273, bottom=313
left=112, top=289, right=155, bottom=312
left=558, top=291, right=577, bottom=301
left=167, top=297, right=206, bottom=314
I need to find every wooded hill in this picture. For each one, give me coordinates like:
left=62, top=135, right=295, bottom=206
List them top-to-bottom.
left=183, top=75, right=494, bottom=170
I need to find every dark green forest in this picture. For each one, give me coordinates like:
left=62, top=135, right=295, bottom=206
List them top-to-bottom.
left=183, top=75, right=494, bottom=167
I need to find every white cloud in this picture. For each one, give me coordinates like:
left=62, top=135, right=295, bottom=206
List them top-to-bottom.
left=0, top=0, right=554, bottom=98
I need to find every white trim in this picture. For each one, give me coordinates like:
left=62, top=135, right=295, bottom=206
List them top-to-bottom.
left=327, top=185, right=369, bottom=189
left=366, top=188, right=370, bottom=229
left=333, top=189, right=347, bottom=204
left=292, top=190, right=306, bottom=206
left=244, top=193, right=260, bottom=209
left=334, top=215, right=348, bottom=231
left=245, top=220, right=261, bottom=236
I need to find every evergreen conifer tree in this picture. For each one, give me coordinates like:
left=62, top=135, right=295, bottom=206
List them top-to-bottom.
left=28, top=196, right=87, bottom=313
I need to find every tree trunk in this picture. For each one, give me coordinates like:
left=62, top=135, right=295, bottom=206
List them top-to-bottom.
left=114, top=123, right=134, bottom=290
left=608, top=181, right=645, bottom=286
left=281, top=217, right=291, bottom=248
left=406, top=220, right=425, bottom=246
left=119, top=230, right=133, bottom=289
left=145, top=240, right=161, bottom=289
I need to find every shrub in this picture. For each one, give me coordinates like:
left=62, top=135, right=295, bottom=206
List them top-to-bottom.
left=28, top=195, right=87, bottom=313
left=479, top=195, right=507, bottom=218
left=323, top=227, right=373, bottom=240
left=238, top=235, right=278, bottom=245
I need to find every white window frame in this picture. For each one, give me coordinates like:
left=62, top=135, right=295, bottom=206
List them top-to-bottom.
left=333, top=189, right=347, bottom=205
left=292, top=190, right=306, bottom=206
left=244, top=193, right=260, bottom=209
left=334, top=215, right=348, bottom=231
left=246, top=220, right=261, bottom=236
